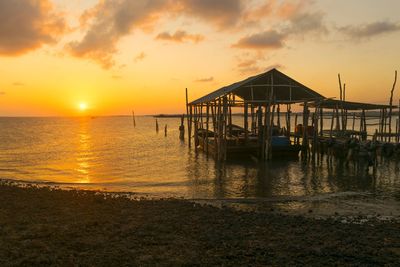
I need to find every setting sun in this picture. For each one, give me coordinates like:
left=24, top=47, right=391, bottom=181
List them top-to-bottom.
left=79, top=102, right=88, bottom=111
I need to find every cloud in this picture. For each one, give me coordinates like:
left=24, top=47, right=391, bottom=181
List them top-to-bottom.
left=0, top=0, right=67, bottom=56
left=66, top=0, right=173, bottom=69
left=67, top=0, right=248, bottom=68
left=178, top=0, right=244, bottom=29
left=233, top=0, right=326, bottom=52
left=276, top=0, right=311, bottom=19
left=287, top=12, right=327, bottom=35
left=338, top=21, right=400, bottom=39
left=156, top=30, right=204, bottom=43
left=232, top=30, right=286, bottom=50
left=134, top=52, right=146, bottom=62
left=237, top=59, right=261, bottom=74
left=264, top=63, right=283, bottom=71
left=112, top=75, right=122, bottom=79
left=195, top=77, right=214, bottom=82
left=0, top=91, right=5, bottom=95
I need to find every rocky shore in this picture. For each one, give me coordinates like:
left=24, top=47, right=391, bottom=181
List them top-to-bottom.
left=0, top=183, right=399, bottom=266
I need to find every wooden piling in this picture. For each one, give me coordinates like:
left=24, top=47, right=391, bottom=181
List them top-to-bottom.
left=388, top=70, right=398, bottom=143
left=185, top=88, right=191, bottom=147
left=302, top=101, right=309, bottom=159
left=244, top=102, right=249, bottom=143
left=206, top=103, right=210, bottom=154
left=286, top=104, right=292, bottom=137
left=319, top=107, right=323, bottom=136
left=132, top=111, right=136, bottom=127
left=179, top=115, right=185, bottom=140
left=156, top=118, right=159, bottom=133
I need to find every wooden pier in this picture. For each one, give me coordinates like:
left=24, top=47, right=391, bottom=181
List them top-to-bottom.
left=185, top=68, right=399, bottom=165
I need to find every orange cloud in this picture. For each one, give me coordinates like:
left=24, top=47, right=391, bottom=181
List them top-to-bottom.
left=0, top=0, right=67, bottom=56
left=67, top=0, right=174, bottom=69
left=177, top=0, right=244, bottom=29
left=276, top=0, right=311, bottom=19
left=339, top=21, right=400, bottom=39
left=156, top=30, right=204, bottom=43
left=232, top=30, right=286, bottom=50
left=134, top=52, right=146, bottom=62
left=195, top=77, right=214, bottom=82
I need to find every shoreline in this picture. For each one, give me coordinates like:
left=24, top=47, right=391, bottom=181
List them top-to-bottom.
left=2, top=178, right=400, bottom=222
left=0, top=183, right=399, bottom=265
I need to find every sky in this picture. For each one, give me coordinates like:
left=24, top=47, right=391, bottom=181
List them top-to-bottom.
left=0, top=0, right=399, bottom=116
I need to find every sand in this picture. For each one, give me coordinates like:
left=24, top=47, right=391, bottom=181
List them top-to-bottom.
left=0, top=182, right=399, bottom=266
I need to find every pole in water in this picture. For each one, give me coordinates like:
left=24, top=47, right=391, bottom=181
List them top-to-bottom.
left=132, top=110, right=136, bottom=127
left=179, top=115, right=185, bottom=140
left=156, top=119, right=159, bottom=133
left=165, top=124, right=168, bottom=137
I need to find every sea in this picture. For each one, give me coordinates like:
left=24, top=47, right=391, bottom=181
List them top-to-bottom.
left=1, top=116, right=400, bottom=214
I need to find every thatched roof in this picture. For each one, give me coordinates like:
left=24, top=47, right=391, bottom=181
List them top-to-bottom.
left=189, top=68, right=324, bottom=105
left=309, top=99, right=396, bottom=110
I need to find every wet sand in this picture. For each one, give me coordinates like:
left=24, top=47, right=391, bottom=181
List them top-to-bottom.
left=0, top=183, right=399, bottom=266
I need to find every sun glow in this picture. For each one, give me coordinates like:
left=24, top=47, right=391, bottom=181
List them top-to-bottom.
left=79, top=102, right=88, bottom=111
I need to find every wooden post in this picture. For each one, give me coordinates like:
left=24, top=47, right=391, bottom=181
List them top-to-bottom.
left=388, top=70, right=398, bottom=143
left=338, top=74, right=344, bottom=132
left=342, top=83, right=347, bottom=131
left=185, top=88, right=190, bottom=147
left=228, top=94, right=233, bottom=135
left=222, top=96, right=228, bottom=160
left=217, top=98, right=222, bottom=161
left=398, top=99, right=400, bottom=143
left=212, top=101, right=217, bottom=158
left=302, top=101, right=309, bottom=159
left=244, top=102, right=249, bottom=143
left=268, top=102, right=275, bottom=160
left=206, top=103, right=210, bottom=154
left=200, top=104, right=204, bottom=130
left=277, top=104, right=281, bottom=130
left=286, top=104, right=292, bottom=138
left=335, top=104, right=340, bottom=132
left=189, top=105, right=193, bottom=146
left=194, top=105, right=198, bottom=148
left=251, top=105, right=255, bottom=134
left=258, top=106, right=263, bottom=158
left=319, top=107, right=323, bottom=136
left=384, top=108, right=388, bottom=142
left=312, top=109, right=318, bottom=163
left=330, top=109, right=335, bottom=138
left=361, top=109, right=366, bottom=141
left=132, top=110, right=136, bottom=127
left=352, top=112, right=355, bottom=132
left=294, top=113, right=299, bottom=144
left=179, top=115, right=185, bottom=140
left=156, top=118, right=159, bottom=133
left=164, top=124, right=167, bottom=137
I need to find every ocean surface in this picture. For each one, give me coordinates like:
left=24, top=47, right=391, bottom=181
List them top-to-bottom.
left=0, top=116, right=399, bottom=200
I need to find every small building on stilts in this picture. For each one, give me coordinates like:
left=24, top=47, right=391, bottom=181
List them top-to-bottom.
left=185, top=68, right=325, bottom=161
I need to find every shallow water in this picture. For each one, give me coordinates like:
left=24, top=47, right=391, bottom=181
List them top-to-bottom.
left=0, top=116, right=399, bottom=200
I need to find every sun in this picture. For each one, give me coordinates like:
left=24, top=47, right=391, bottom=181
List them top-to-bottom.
left=79, top=102, right=88, bottom=111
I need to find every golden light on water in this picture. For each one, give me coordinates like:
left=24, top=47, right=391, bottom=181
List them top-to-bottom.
left=79, top=102, right=88, bottom=112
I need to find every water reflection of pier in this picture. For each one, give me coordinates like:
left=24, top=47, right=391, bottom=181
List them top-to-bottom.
left=185, top=155, right=397, bottom=200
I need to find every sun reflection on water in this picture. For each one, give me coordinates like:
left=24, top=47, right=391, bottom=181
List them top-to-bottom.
left=76, top=120, right=92, bottom=183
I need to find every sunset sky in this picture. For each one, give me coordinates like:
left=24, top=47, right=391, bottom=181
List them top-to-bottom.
left=0, top=0, right=399, bottom=116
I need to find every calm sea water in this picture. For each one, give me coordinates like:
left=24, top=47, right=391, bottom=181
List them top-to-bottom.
left=0, top=116, right=399, bottom=199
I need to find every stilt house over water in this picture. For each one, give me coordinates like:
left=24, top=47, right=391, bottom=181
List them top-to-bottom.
left=185, top=68, right=326, bottom=161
